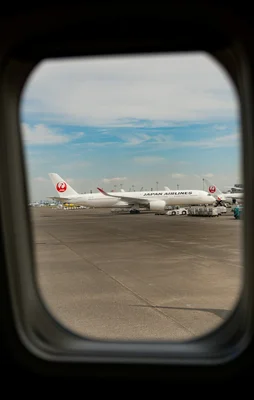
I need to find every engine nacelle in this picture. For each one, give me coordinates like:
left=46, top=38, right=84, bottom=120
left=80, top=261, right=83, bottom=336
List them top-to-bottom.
left=149, top=200, right=167, bottom=211
left=114, top=201, right=131, bottom=207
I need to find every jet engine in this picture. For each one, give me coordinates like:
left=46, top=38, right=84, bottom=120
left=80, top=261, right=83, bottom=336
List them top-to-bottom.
left=149, top=200, right=167, bottom=211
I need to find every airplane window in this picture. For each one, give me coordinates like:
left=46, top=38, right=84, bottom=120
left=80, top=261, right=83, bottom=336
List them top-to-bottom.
left=20, top=52, right=243, bottom=341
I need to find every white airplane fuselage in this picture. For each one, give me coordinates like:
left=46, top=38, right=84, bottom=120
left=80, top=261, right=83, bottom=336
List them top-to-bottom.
left=58, top=190, right=215, bottom=208
left=223, top=192, right=243, bottom=203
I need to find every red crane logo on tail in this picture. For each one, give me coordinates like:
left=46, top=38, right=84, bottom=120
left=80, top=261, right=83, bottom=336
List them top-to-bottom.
left=56, top=181, right=67, bottom=192
left=209, top=185, right=216, bottom=194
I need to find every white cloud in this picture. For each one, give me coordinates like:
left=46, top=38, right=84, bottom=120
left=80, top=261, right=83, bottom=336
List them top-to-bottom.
left=21, top=53, right=239, bottom=127
left=21, top=123, right=85, bottom=145
left=21, top=123, right=70, bottom=145
left=214, top=125, right=227, bottom=131
left=70, top=131, right=239, bottom=150
left=74, top=132, right=85, bottom=137
left=146, top=132, right=238, bottom=149
left=152, top=132, right=239, bottom=149
left=180, top=133, right=239, bottom=149
left=125, top=134, right=152, bottom=145
left=133, top=156, right=165, bottom=164
left=176, top=161, right=191, bottom=165
left=172, top=173, right=186, bottom=179
left=203, top=173, right=214, bottom=178
left=102, top=177, right=127, bottom=183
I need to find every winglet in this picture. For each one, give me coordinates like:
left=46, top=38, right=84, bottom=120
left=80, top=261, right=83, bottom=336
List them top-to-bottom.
left=97, top=187, right=108, bottom=196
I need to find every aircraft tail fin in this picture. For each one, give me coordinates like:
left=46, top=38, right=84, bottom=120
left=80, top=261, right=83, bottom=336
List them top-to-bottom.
left=48, top=173, right=78, bottom=197
left=203, top=178, right=223, bottom=196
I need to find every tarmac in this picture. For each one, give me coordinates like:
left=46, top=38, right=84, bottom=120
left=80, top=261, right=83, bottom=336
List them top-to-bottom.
left=30, top=207, right=243, bottom=342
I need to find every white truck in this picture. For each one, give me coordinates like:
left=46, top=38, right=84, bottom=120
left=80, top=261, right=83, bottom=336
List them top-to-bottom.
left=166, top=206, right=189, bottom=216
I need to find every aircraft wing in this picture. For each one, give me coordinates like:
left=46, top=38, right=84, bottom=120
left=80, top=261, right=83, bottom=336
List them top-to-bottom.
left=97, top=188, right=149, bottom=205
left=47, top=196, right=71, bottom=202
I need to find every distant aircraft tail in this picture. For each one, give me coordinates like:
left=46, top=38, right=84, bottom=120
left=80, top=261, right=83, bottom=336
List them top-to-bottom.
left=48, top=173, right=78, bottom=197
left=202, top=178, right=229, bottom=206
left=203, top=178, right=223, bottom=196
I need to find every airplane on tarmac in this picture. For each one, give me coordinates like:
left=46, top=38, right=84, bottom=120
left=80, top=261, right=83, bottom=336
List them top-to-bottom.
left=48, top=173, right=216, bottom=213
left=203, top=178, right=244, bottom=206
left=224, top=183, right=243, bottom=193
left=95, top=186, right=216, bottom=213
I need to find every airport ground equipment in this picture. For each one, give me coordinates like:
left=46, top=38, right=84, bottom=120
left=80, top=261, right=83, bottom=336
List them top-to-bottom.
left=188, top=206, right=219, bottom=217
left=215, top=206, right=227, bottom=215
left=166, top=207, right=188, bottom=216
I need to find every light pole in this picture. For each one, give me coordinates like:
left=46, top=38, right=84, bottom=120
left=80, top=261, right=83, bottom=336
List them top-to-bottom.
left=156, top=181, right=158, bottom=190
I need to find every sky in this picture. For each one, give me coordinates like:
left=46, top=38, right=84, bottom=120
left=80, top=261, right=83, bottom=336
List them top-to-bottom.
left=19, top=52, right=242, bottom=202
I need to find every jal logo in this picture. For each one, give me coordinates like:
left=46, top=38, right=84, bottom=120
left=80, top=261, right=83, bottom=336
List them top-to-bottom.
left=56, top=181, right=67, bottom=192
left=209, top=185, right=216, bottom=194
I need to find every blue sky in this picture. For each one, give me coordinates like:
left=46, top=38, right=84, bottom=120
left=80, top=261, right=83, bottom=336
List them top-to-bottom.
left=19, top=52, right=241, bottom=201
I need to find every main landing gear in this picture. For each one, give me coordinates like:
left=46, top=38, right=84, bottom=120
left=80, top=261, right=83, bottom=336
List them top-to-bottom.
left=129, top=209, right=140, bottom=214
